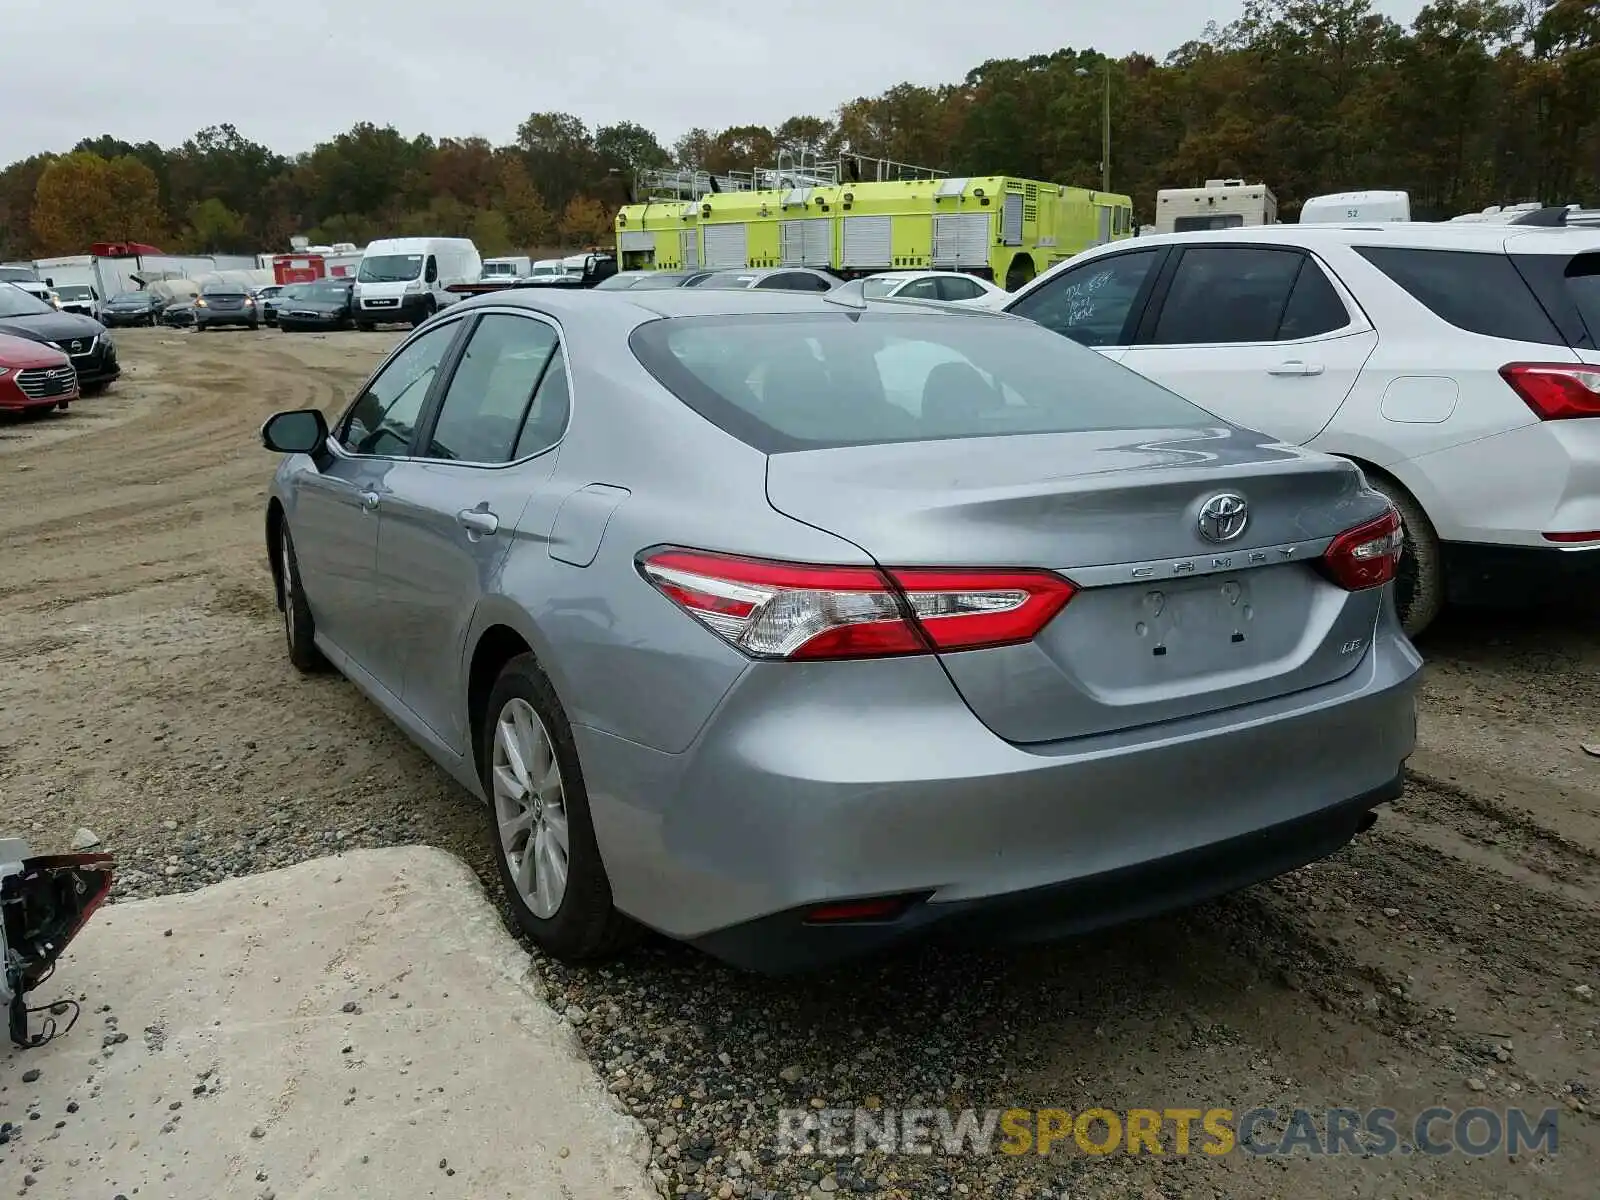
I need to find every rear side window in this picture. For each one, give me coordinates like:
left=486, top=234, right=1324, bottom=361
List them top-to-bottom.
left=1354, top=246, right=1565, bottom=345
left=1152, top=247, right=1306, bottom=344
left=1509, top=252, right=1600, bottom=350
left=629, top=311, right=1214, bottom=453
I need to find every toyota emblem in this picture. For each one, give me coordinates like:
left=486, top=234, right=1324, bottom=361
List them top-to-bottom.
left=1197, top=493, right=1249, bottom=543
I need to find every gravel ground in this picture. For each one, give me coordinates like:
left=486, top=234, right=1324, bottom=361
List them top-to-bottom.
left=0, top=328, right=1595, bottom=1199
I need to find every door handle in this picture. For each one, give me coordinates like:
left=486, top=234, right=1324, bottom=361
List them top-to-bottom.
left=1268, top=361, right=1325, bottom=377
left=360, top=491, right=380, bottom=511
left=456, top=508, right=500, bottom=537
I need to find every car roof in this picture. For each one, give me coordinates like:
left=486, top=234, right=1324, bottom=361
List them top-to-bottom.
left=1091, top=222, right=1600, bottom=256
left=452, top=285, right=1015, bottom=327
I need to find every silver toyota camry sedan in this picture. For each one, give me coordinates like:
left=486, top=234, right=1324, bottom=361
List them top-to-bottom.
left=260, top=285, right=1421, bottom=973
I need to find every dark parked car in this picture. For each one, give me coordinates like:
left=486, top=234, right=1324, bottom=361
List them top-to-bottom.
left=685, top=266, right=839, bottom=292
left=276, top=279, right=356, bottom=332
left=0, top=282, right=119, bottom=393
left=194, top=283, right=260, bottom=331
left=102, top=290, right=167, bottom=327
left=161, top=299, right=197, bottom=328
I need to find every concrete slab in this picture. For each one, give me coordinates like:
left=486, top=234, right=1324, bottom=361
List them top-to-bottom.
left=0, top=847, right=659, bottom=1199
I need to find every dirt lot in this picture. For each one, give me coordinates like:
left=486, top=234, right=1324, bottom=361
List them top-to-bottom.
left=1, top=327, right=1596, bottom=1199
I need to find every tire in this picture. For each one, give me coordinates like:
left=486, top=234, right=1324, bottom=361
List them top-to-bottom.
left=411, top=300, right=436, bottom=330
left=250, top=321, right=260, bottom=331
left=356, top=322, right=374, bottom=332
left=80, top=382, right=108, bottom=397
left=56, top=400, right=70, bottom=411
left=1367, top=473, right=1443, bottom=638
left=277, top=524, right=328, bottom=674
left=479, top=654, right=635, bottom=961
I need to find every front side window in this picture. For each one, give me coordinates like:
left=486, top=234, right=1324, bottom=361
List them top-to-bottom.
left=1005, top=249, right=1161, bottom=346
left=630, top=310, right=1213, bottom=453
left=425, top=314, right=562, bottom=463
left=340, top=321, right=461, bottom=456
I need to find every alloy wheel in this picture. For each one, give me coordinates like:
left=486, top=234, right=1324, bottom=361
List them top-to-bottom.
left=491, top=697, right=569, bottom=918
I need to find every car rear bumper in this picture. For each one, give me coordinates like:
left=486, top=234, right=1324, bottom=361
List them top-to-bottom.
left=194, top=311, right=257, bottom=327
left=1443, top=540, right=1600, bottom=606
left=577, top=612, right=1421, bottom=971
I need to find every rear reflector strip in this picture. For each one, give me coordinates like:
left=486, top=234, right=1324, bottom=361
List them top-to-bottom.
left=1543, top=531, right=1600, bottom=543
left=803, top=895, right=926, bottom=924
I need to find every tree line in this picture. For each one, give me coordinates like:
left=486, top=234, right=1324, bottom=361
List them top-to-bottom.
left=0, top=0, right=1594, bottom=262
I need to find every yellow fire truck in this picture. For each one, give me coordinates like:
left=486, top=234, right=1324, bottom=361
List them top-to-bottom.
left=614, top=155, right=1134, bottom=290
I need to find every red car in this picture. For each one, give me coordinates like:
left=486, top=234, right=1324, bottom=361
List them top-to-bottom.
left=0, top=331, right=77, bottom=414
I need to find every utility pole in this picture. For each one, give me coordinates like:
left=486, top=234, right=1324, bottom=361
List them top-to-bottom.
left=1076, top=62, right=1113, bottom=192
left=1101, top=62, right=1111, bottom=194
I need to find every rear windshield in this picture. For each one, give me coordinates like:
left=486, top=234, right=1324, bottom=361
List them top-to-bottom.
left=1353, top=245, right=1565, bottom=346
left=629, top=311, right=1215, bottom=453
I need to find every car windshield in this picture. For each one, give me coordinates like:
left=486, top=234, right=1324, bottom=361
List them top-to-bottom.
left=358, top=254, right=424, bottom=283
left=530, top=264, right=562, bottom=276
left=0, top=267, right=38, bottom=283
left=627, top=274, right=696, bottom=290
left=861, top=278, right=904, bottom=299
left=305, top=281, right=349, bottom=299
left=0, top=284, right=54, bottom=317
left=56, top=285, right=94, bottom=300
left=202, top=286, right=245, bottom=297
left=112, top=291, right=151, bottom=304
left=630, top=311, right=1216, bottom=453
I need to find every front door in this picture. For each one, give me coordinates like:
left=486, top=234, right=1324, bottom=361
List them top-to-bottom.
left=1001, top=245, right=1169, bottom=365
left=375, top=310, right=571, bottom=750
left=299, top=318, right=465, bottom=680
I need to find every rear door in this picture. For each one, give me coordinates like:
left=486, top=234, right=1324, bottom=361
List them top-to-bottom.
left=1118, top=244, right=1378, bottom=444
left=1002, top=246, right=1168, bottom=363
left=375, top=310, right=570, bottom=751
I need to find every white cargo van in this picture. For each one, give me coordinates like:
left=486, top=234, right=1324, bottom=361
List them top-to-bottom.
left=1298, top=190, right=1411, bottom=223
left=354, top=237, right=481, bottom=328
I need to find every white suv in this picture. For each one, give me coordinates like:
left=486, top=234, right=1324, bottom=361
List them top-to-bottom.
left=1000, top=220, right=1600, bottom=635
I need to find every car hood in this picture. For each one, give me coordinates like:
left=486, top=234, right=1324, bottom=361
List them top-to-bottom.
left=285, top=298, right=348, bottom=312
left=0, top=311, right=105, bottom=341
left=0, top=331, right=70, bottom=368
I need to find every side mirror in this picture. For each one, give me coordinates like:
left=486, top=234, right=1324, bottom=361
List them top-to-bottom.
left=45, top=278, right=54, bottom=287
left=260, top=409, right=329, bottom=454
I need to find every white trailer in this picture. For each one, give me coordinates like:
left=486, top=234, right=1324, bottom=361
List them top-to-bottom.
left=1154, top=179, right=1278, bottom=234
left=1299, top=190, right=1411, bottom=224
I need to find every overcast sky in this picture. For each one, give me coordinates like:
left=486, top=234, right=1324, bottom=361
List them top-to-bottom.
left=0, top=0, right=1426, bottom=165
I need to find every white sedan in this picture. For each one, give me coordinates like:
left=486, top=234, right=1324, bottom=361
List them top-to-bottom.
left=860, top=271, right=1008, bottom=307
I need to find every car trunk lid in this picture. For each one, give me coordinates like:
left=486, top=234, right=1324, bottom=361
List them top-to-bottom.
left=764, top=427, right=1390, bottom=743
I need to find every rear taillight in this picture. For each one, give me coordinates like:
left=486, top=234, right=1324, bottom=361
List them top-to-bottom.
left=1500, top=363, right=1600, bottom=420
left=1319, top=508, right=1404, bottom=591
left=639, top=549, right=1075, bottom=661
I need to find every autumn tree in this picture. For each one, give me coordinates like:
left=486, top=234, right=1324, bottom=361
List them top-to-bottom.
left=516, top=111, right=595, bottom=211
left=32, top=152, right=164, bottom=253
left=497, top=158, right=554, bottom=248
left=557, top=196, right=612, bottom=246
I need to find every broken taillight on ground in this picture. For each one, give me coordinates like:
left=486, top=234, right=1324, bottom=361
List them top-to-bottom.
left=0, top=840, right=114, bottom=1048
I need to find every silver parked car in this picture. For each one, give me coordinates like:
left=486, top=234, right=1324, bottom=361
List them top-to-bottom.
left=259, top=287, right=1420, bottom=973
